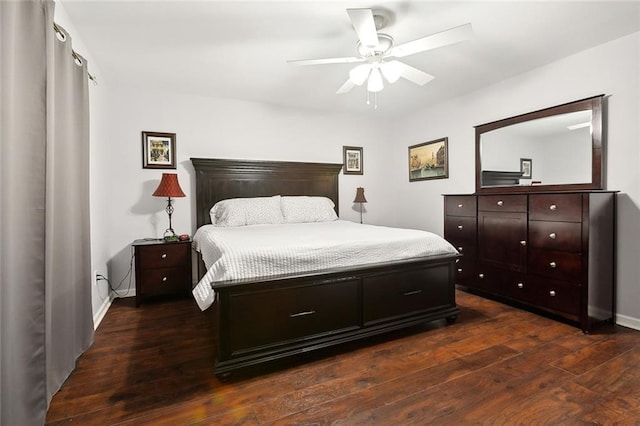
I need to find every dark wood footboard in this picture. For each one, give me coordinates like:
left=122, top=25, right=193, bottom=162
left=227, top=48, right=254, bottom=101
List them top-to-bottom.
left=211, top=254, right=460, bottom=377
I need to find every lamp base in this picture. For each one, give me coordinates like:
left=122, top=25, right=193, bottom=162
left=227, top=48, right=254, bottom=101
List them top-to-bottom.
left=163, top=229, right=178, bottom=241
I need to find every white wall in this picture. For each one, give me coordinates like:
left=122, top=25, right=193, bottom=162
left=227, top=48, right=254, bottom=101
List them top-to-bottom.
left=54, top=3, right=112, bottom=327
left=391, top=32, right=640, bottom=328
left=104, top=88, right=396, bottom=292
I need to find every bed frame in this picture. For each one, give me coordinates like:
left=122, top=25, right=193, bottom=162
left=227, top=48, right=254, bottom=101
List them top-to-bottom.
left=191, top=157, right=461, bottom=378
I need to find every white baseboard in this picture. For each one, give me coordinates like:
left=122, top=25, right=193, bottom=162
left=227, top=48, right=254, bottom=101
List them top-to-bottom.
left=92, top=290, right=136, bottom=330
left=93, top=292, right=115, bottom=330
left=615, top=313, right=640, bottom=331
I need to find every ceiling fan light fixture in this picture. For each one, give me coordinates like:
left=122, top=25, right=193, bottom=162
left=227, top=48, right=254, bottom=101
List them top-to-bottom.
left=380, top=60, right=402, bottom=83
left=349, top=64, right=371, bottom=86
left=367, top=67, right=384, bottom=92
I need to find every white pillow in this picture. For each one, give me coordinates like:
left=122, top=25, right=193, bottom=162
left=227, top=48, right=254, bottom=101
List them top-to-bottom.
left=210, top=195, right=284, bottom=227
left=281, top=196, right=338, bottom=223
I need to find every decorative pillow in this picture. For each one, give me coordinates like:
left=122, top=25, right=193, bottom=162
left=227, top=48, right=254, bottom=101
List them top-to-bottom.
left=210, top=195, right=284, bottom=227
left=281, top=196, right=338, bottom=223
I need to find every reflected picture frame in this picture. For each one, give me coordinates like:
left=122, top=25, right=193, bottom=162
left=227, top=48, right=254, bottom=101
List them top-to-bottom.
left=142, top=131, right=176, bottom=169
left=409, top=137, right=449, bottom=182
left=343, top=146, right=363, bottom=175
left=520, top=158, right=532, bottom=179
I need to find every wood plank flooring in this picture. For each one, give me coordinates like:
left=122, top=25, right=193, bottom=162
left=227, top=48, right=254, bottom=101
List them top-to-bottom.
left=46, top=290, right=640, bottom=425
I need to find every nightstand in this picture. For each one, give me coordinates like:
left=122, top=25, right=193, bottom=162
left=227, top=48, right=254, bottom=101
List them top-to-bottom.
left=132, top=238, right=192, bottom=306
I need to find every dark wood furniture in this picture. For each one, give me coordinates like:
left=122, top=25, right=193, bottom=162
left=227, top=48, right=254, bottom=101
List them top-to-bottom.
left=191, top=158, right=461, bottom=378
left=444, top=191, right=616, bottom=332
left=133, top=239, right=192, bottom=307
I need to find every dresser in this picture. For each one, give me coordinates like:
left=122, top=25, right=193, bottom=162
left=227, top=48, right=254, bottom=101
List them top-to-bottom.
left=444, top=191, right=616, bottom=332
left=133, top=239, right=192, bottom=306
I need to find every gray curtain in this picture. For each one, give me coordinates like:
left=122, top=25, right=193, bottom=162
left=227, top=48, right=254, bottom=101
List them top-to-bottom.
left=0, top=1, right=94, bottom=424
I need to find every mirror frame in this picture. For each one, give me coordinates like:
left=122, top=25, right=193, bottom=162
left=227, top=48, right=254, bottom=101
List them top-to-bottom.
left=475, top=95, right=604, bottom=193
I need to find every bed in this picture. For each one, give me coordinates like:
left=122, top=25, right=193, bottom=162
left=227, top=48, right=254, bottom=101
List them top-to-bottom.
left=191, top=157, right=461, bottom=378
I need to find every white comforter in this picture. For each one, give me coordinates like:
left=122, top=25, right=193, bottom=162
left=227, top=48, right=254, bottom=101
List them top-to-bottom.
left=191, top=220, right=458, bottom=310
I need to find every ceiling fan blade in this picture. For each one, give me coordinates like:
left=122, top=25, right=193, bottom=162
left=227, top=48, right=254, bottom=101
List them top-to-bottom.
left=347, top=8, right=379, bottom=48
left=390, top=23, right=473, bottom=58
left=287, top=57, right=363, bottom=66
left=396, top=62, right=435, bottom=86
left=336, top=79, right=355, bottom=95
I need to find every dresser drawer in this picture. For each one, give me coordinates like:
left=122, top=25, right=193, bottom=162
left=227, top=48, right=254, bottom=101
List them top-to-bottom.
left=529, top=194, right=582, bottom=222
left=478, top=195, right=527, bottom=212
left=445, top=196, right=477, bottom=217
left=444, top=216, right=477, bottom=244
left=529, top=221, right=582, bottom=252
left=138, top=243, right=189, bottom=268
left=529, top=248, right=582, bottom=282
left=454, top=258, right=476, bottom=285
left=363, top=264, right=451, bottom=325
left=138, top=267, right=190, bottom=296
left=501, top=272, right=537, bottom=304
left=529, top=276, right=581, bottom=317
left=228, top=279, right=360, bottom=353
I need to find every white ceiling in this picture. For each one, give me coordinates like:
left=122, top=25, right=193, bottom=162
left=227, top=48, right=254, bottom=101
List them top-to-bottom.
left=60, top=1, right=640, bottom=118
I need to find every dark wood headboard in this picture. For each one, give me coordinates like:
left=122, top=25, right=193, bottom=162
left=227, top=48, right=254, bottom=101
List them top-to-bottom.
left=191, top=158, right=343, bottom=228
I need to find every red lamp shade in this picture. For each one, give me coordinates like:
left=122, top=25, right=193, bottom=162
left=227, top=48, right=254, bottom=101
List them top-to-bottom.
left=152, top=173, right=185, bottom=198
left=153, top=173, right=185, bottom=239
left=353, top=187, right=367, bottom=203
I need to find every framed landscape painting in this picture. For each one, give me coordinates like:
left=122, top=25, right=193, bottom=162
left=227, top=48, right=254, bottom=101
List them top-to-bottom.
left=409, top=137, right=449, bottom=182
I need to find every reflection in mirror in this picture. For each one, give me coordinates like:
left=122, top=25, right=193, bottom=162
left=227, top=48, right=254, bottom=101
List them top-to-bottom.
left=475, top=95, right=604, bottom=193
left=481, top=110, right=592, bottom=186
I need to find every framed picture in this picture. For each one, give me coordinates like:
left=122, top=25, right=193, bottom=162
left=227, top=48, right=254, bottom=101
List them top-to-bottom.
left=142, top=131, right=176, bottom=169
left=409, top=137, right=449, bottom=182
left=343, top=146, right=363, bottom=175
left=520, top=158, right=532, bottom=179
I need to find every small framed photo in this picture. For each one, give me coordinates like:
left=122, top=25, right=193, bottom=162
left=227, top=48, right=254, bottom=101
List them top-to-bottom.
left=142, top=131, right=176, bottom=169
left=409, top=137, right=449, bottom=182
left=343, top=146, right=363, bottom=175
left=520, top=158, right=532, bottom=179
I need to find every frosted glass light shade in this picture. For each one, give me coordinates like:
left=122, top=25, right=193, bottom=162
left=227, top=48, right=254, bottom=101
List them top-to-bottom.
left=349, top=64, right=371, bottom=86
left=367, top=67, right=384, bottom=92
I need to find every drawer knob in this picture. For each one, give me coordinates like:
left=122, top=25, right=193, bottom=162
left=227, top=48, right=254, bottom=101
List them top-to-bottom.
left=497, top=200, right=504, bottom=206
left=458, top=203, right=464, bottom=208
left=549, top=204, right=557, bottom=211
left=457, top=225, right=464, bottom=230
left=549, top=232, right=557, bottom=240
left=520, top=240, right=527, bottom=246
left=161, top=253, right=167, bottom=259
left=549, top=261, right=557, bottom=268
left=457, top=268, right=463, bottom=273
left=478, top=273, right=484, bottom=279
left=162, top=276, right=167, bottom=282
left=517, top=282, right=524, bottom=289
left=403, top=289, right=423, bottom=297
left=549, top=290, right=556, bottom=297
left=290, top=310, right=316, bottom=318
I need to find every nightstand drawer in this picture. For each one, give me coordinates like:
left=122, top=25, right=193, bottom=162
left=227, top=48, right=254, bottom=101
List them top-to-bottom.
left=138, top=243, right=189, bottom=268
left=138, top=267, right=190, bottom=296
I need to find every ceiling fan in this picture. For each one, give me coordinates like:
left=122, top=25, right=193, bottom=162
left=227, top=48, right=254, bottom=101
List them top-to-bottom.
left=288, top=8, right=473, bottom=108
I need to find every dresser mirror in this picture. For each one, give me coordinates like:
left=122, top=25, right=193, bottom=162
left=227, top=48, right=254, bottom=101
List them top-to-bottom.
left=475, top=95, right=604, bottom=193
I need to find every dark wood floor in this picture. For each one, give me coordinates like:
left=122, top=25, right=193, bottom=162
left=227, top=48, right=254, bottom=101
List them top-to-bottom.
left=46, top=290, right=640, bottom=425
